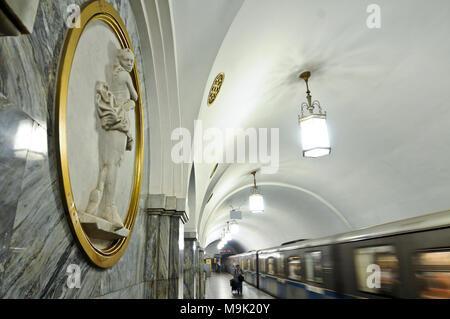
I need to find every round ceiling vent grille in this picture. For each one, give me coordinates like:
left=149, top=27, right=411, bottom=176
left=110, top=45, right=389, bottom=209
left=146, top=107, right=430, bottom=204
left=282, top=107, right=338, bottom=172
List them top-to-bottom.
left=207, top=72, right=224, bottom=106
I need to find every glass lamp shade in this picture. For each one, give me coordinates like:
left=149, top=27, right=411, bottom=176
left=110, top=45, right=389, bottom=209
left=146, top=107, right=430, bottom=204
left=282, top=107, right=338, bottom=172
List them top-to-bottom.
left=299, top=114, right=331, bottom=158
left=249, top=193, right=264, bottom=213
left=230, top=223, right=239, bottom=234
left=225, top=231, right=232, bottom=241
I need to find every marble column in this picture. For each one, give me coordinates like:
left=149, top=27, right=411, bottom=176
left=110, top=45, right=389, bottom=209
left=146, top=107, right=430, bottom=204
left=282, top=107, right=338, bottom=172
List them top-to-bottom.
left=144, top=194, right=187, bottom=299
left=168, top=198, right=187, bottom=299
left=144, top=209, right=158, bottom=298
left=183, top=232, right=197, bottom=299
left=195, top=246, right=200, bottom=299
left=198, top=248, right=205, bottom=299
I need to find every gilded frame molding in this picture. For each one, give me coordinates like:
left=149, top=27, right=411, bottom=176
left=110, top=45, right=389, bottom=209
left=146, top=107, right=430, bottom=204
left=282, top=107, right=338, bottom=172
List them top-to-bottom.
left=55, top=1, right=144, bottom=268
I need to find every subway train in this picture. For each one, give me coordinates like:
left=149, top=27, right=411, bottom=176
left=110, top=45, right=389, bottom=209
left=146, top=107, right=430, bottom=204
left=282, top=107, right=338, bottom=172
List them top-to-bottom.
left=226, top=210, right=450, bottom=299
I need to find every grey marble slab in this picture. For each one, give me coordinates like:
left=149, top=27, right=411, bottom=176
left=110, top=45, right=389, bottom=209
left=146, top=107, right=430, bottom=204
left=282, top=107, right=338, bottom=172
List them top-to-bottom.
left=0, top=0, right=149, bottom=299
left=0, top=108, right=30, bottom=287
left=0, top=108, right=32, bottom=162
left=0, top=128, right=95, bottom=298
left=0, top=129, right=140, bottom=298
left=99, top=211, right=146, bottom=296
left=144, top=214, right=159, bottom=284
left=157, top=215, right=170, bottom=281
left=168, top=216, right=181, bottom=298
left=169, top=216, right=180, bottom=279
left=183, top=239, right=196, bottom=299
left=168, top=278, right=179, bottom=299
left=155, top=279, right=169, bottom=299
left=143, top=280, right=156, bottom=299
left=97, top=282, right=145, bottom=299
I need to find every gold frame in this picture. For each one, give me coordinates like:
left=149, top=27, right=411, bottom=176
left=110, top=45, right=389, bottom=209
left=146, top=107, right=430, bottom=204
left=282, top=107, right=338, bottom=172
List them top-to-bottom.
left=55, top=1, right=144, bottom=268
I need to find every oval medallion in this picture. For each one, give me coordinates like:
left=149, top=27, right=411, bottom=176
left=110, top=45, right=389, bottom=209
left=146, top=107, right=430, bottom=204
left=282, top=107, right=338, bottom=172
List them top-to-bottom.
left=55, top=1, right=144, bottom=268
left=207, top=72, right=225, bottom=106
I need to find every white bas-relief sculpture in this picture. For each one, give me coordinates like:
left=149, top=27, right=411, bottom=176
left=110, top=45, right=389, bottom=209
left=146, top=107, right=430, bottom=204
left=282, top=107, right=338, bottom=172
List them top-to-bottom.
left=79, top=48, right=138, bottom=241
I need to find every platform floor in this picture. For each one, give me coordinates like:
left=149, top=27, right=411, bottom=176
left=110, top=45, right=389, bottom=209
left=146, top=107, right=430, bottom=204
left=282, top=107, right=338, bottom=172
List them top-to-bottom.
left=205, top=273, right=274, bottom=299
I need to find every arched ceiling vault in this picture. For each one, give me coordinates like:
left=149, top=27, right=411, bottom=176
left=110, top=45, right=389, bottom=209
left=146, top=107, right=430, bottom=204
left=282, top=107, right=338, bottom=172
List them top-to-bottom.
left=131, top=0, right=185, bottom=199
left=166, top=0, right=450, bottom=250
left=200, top=181, right=353, bottom=244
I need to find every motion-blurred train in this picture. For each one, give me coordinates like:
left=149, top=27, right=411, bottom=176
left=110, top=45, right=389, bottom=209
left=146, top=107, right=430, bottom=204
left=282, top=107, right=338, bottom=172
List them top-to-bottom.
left=226, top=211, right=450, bottom=299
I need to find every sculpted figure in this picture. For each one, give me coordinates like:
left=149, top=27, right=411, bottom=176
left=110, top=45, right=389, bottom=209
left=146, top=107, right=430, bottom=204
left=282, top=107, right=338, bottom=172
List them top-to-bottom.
left=83, top=48, right=138, bottom=228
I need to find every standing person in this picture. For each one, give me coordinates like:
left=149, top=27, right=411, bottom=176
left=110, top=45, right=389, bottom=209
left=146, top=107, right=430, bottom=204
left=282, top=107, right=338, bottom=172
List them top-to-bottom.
left=217, top=258, right=221, bottom=273
left=233, top=264, right=244, bottom=295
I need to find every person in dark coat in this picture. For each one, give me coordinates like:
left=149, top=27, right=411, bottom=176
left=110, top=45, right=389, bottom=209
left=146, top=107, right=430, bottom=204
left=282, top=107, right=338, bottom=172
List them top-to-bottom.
left=233, top=264, right=244, bottom=295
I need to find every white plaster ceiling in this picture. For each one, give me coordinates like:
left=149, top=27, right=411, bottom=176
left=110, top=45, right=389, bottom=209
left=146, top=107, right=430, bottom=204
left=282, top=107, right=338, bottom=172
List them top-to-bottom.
left=169, top=0, right=450, bottom=251
left=170, top=0, right=244, bottom=227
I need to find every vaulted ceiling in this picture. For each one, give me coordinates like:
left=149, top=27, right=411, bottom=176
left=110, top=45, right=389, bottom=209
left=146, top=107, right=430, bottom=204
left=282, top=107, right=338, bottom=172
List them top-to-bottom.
left=169, top=0, right=450, bottom=251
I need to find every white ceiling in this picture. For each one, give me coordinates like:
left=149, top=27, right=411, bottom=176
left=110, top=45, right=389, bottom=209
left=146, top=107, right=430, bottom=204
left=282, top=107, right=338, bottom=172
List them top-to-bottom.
left=170, top=0, right=450, bottom=251
left=170, top=0, right=244, bottom=134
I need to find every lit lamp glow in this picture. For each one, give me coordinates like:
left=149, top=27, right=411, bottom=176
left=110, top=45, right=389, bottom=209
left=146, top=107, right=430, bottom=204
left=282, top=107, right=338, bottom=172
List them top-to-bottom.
left=298, top=71, right=331, bottom=158
left=249, top=171, right=264, bottom=213
left=249, top=193, right=264, bottom=213
left=230, top=221, right=239, bottom=234
left=225, top=222, right=233, bottom=241
left=217, top=239, right=224, bottom=249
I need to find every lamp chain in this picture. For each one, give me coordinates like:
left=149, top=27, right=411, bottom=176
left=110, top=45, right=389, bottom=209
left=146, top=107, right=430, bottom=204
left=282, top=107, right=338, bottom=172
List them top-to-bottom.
left=300, top=71, right=324, bottom=115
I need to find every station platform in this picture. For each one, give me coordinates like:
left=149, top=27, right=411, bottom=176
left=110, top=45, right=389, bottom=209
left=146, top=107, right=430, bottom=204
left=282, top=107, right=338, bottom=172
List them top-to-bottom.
left=205, top=273, right=274, bottom=299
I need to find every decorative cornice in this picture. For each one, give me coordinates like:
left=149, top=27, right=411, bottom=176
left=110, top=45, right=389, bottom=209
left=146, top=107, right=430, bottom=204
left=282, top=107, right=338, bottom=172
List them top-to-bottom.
left=144, top=194, right=189, bottom=224
left=174, top=210, right=189, bottom=224
left=184, top=232, right=198, bottom=240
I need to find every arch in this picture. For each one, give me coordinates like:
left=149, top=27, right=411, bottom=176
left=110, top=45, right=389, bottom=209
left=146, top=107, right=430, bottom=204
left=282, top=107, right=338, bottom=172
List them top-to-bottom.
left=129, top=0, right=185, bottom=197
left=185, top=163, right=196, bottom=229
left=199, top=181, right=353, bottom=246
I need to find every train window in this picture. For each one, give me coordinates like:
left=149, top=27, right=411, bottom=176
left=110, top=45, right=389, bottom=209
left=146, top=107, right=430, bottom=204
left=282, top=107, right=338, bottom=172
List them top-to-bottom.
left=354, top=245, right=399, bottom=296
left=414, top=250, right=450, bottom=299
left=305, top=251, right=323, bottom=283
left=277, top=254, right=284, bottom=277
left=251, top=256, right=256, bottom=272
left=259, top=256, right=266, bottom=273
left=288, top=256, right=303, bottom=281
left=267, top=257, right=277, bottom=275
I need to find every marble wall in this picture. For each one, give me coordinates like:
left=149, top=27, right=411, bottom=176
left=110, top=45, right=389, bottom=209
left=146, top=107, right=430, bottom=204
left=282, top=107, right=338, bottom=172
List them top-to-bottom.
left=0, top=0, right=157, bottom=299
left=144, top=194, right=186, bottom=299
left=169, top=216, right=183, bottom=298
left=183, top=234, right=206, bottom=299
left=183, top=237, right=196, bottom=299
left=197, top=248, right=205, bottom=299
